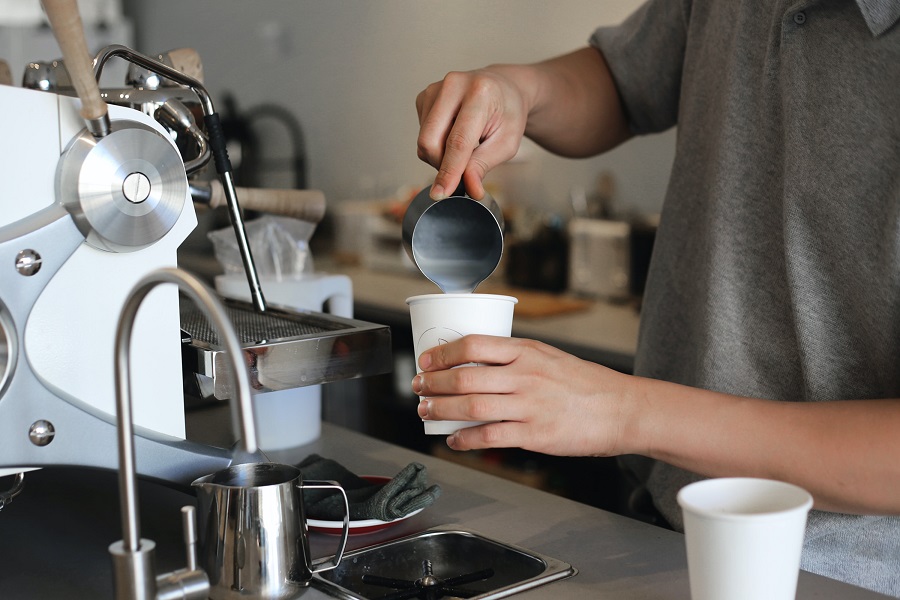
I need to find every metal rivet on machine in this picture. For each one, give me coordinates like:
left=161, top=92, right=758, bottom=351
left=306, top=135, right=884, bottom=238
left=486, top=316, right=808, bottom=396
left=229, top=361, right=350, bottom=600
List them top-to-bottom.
left=15, top=249, right=42, bottom=276
left=28, top=420, right=56, bottom=446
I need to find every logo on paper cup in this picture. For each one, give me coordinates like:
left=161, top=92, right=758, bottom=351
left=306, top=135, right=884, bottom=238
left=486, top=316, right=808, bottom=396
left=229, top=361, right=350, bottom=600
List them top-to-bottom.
left=416, top=327, right=483, bottom=368
left=416, top=327, right=464, bottom=356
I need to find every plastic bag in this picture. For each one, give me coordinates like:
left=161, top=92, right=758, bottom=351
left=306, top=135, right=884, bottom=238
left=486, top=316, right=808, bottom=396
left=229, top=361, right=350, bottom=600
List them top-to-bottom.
left=208, top=215, right=316, bottom=280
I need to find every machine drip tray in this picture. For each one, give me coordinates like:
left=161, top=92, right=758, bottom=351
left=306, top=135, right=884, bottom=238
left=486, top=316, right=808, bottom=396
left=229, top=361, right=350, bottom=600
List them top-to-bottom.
left=180, top=297, right=392, bottom=400
left=313, top=527, right=576, bottom=600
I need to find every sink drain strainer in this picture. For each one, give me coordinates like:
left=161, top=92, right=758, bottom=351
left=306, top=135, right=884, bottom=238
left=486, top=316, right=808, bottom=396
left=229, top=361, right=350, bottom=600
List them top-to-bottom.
left=314, top=527, right=577, bottom=600
left=363, top=559, right=495, bottom=600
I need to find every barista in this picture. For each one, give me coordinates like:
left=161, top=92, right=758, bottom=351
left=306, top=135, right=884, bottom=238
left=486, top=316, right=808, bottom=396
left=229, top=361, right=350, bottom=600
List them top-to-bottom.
left=411, top=0, right=900, bottom=596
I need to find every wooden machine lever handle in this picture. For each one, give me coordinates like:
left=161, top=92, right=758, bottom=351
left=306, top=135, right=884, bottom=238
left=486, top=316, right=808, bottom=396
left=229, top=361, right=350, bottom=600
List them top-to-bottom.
left=41, top=0, right=109, bottom=134
left=163, top=48, right=204, bottom=84
left=0, top=60, right=11, bottom=86
left=200, top=180, right=327, bottom=224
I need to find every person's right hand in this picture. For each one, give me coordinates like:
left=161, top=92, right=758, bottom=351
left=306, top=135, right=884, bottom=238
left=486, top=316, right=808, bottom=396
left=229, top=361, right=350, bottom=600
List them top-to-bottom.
left=415, top=65, right=533, bottom=201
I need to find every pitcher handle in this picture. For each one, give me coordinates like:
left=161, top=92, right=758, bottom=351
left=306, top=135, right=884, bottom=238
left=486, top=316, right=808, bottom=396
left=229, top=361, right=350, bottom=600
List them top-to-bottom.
left=300, top=479, right=349, bottom=573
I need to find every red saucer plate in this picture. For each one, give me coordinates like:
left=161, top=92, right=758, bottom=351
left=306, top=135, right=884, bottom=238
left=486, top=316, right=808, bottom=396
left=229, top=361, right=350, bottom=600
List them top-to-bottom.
left=307, top=476, right=425, bottom=535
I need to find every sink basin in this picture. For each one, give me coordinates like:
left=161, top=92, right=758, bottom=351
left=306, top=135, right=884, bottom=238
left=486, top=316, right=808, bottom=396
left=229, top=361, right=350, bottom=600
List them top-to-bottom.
left=313, top=527, right=576, bottom=599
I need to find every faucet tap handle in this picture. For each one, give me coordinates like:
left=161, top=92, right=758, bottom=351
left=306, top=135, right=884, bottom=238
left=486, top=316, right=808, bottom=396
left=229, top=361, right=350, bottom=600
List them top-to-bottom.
left=151, top=505, right=208, bottom=600
left=181, top=505, right=199, bottom=572
left=147, top=506, right=208, bottom=600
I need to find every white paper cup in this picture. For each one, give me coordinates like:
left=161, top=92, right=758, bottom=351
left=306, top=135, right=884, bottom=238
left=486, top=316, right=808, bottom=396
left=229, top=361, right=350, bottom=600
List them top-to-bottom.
left=406, top=293, right=517, bottom=435
left=677, top=477, right=813, bottom=600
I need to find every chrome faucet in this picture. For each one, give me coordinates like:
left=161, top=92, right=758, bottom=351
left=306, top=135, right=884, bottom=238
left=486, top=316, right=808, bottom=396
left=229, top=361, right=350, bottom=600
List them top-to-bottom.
left=109, top=267, right=259, bottom=600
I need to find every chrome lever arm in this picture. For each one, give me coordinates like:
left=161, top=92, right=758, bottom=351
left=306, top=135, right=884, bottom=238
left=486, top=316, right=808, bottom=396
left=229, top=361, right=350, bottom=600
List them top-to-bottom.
left=92, top=44, right=267, bottom=312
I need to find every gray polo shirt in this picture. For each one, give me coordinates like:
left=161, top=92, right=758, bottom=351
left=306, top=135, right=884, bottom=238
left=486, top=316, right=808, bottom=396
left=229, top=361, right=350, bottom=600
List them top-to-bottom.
left=591, top=0, right=900, bottom=595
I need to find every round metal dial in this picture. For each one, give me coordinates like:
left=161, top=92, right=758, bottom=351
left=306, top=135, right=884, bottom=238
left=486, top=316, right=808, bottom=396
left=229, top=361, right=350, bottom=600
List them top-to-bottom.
left=56, top=120, right=187, bottom=252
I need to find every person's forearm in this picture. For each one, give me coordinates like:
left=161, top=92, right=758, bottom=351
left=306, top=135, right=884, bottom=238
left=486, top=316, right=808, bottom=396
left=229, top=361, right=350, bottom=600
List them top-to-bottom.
left=491, top=47, right=632, bottom=158
left=627, top=376, right=900, bottom=514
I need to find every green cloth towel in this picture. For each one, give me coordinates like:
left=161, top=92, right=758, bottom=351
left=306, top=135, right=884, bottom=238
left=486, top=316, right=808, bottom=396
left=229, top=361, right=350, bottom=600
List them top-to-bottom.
left=297, top=454, right=442, bottom=521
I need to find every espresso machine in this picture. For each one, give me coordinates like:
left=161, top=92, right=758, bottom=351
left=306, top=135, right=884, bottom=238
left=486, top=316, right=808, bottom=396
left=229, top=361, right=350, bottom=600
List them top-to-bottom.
left=0, top=1, right=391, bottom=499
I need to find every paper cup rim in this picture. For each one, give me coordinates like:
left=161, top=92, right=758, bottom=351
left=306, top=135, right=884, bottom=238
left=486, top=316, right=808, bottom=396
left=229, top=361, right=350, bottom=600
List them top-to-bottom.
left=406, top=293, right=518, bottom=305
left=676, top=477, right=813, bottom=521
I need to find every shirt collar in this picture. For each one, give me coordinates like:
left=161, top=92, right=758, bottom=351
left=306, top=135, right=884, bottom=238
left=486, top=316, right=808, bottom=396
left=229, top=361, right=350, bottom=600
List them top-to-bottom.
left=855, top=0, right=900, bottom=36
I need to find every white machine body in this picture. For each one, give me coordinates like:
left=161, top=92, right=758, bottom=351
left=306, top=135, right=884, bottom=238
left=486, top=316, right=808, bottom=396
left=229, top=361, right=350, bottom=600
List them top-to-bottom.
left=0, top=84, right=198, bottom=478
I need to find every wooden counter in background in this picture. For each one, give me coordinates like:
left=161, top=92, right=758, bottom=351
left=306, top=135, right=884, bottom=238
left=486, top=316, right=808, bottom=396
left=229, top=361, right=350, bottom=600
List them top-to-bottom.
left=322, top=262, right=641, bottom=374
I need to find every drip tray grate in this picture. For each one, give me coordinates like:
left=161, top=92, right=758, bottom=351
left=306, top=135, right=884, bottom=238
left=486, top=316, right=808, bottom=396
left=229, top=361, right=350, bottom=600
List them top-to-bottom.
left=180, top=298, right=391, bottom=400
left=181, top=302, right=351, bottom=346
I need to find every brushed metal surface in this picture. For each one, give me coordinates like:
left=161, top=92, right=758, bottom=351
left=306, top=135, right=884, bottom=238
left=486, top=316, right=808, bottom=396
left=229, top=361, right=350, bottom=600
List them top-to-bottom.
left=56, top=120, right=187, bottom=252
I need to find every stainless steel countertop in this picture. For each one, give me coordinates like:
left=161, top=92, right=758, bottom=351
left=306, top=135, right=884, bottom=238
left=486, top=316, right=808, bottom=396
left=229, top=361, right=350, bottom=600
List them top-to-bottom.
left=0, top=416, right=888, bottom=599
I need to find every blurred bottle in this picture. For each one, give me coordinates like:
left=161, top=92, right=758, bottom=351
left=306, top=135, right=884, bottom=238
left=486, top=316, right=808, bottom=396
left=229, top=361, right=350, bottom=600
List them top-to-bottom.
left=505, top=213, right=569, bottom=293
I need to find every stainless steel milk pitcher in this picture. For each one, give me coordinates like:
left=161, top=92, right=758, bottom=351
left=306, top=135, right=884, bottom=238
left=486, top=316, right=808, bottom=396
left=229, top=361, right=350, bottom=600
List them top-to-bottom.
left=402, top=184, right=504, bottom=294
left=193, top=462, right=349, bottom=600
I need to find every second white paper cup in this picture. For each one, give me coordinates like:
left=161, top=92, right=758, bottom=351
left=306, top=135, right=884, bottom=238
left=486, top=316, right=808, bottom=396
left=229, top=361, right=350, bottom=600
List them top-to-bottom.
left=406, top=293, right=517, bottom=435
left=677, top=477, right=813, bottom=600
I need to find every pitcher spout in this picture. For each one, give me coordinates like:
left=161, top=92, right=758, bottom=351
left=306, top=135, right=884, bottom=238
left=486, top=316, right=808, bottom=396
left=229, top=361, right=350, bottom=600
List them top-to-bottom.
left=191, top=472, right=216, bottom=492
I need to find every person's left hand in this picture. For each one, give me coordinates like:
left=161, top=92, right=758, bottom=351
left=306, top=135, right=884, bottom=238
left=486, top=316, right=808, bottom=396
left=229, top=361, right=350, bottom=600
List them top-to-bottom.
left=412, top=334, right=637, bottom=456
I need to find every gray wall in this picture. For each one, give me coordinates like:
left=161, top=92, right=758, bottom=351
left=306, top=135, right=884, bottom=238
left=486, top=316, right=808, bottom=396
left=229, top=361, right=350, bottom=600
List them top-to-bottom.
left=123, top=0, right=674, bottom=218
